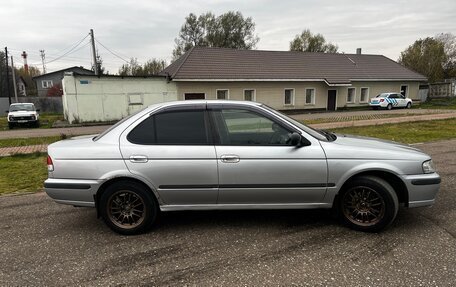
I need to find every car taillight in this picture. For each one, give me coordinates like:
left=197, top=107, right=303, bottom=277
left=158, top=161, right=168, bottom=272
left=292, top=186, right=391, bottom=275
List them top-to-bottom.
left=379, top=99, right=384, bottom=102
left=47, top=155, right=54, bottom=172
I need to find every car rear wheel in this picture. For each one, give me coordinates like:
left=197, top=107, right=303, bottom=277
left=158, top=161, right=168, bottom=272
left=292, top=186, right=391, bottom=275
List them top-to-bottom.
left=406, top=102, right=411, bottom=109
left=386, top=103, right=392, bottom=110
left=338, top=176, right=399, bottom=232
left=100, top=181, right=158, bottom=235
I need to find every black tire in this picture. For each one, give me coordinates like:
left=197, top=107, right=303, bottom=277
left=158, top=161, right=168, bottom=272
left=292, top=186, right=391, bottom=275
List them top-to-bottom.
left=406, top=102, right=411, bottom=109
left=386, top=103, right=392, bottom=110
left=35, top=120, right=40, bottom=128
left=8, top=122, right=14, bottom=129
left=338, top=176, right=399, bottom=232
left=100, top=181, right=158, bottom=235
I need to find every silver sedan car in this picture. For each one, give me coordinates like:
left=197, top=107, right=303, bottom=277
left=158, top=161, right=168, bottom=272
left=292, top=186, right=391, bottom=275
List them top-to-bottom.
left=45, top=101, right=440, bottom=234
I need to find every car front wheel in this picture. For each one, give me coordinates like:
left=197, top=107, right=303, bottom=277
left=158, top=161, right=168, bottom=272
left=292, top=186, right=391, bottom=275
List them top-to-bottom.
left=406, top=102, right=411, bottom=109
left=338, top=176, right=399, bottom=232
left=100, top=181, right=158, bottom=235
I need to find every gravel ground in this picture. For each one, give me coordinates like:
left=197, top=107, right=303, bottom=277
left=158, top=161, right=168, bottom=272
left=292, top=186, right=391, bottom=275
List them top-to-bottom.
left=0, top=139, right=455, bottom=286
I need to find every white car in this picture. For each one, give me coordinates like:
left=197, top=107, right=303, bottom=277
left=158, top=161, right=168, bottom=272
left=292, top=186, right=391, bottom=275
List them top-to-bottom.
left=369, top=93, right=412, bottom=110
left=6, top=103, right=40, bottom=129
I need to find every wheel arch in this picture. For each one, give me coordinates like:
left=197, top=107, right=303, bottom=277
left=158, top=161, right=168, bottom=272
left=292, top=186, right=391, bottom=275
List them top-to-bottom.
left=336, top=170, right=409, bottom=207
left=95, top=176, right=161, bottom=217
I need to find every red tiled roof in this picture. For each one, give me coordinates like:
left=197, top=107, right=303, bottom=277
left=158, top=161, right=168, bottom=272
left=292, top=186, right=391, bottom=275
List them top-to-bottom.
left=161, top=47, right=427, bottom=84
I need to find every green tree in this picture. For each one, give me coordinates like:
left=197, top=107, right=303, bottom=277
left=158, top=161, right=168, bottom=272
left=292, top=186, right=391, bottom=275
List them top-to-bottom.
left=172, top=11, right=259, bottom=60
left=289, top=29, right=338, bottom=53
left=398, top=37, right=447, bottom=83
left=0, top=51, right=14, bottom=99
left=118, top=58, right=167, bottom=76
left=142, top=59, right=167, bottom=75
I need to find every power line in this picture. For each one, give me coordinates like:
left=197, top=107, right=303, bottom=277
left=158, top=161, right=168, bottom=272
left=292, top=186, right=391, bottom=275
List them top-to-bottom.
left=45, top=36, right=90, bottom=64
left=95, top=38, right=130, bottom=63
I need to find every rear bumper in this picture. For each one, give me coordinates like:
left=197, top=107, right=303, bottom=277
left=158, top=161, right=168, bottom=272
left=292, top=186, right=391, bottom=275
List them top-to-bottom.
left=401, top=173, right=441, bottom=208
left=44, top=178, right=100, bottom=207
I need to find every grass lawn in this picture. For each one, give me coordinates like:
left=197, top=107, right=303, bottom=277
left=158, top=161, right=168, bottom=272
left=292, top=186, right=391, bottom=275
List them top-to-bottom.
left=417, top=97, right=456, bottom=110
left=0, top=112, right=64, bottom=131
left=330, top=118, right=456, bottom=144
left=0, top=136, right=62, bottom=148
left=0, top=153, right=47, bottom=195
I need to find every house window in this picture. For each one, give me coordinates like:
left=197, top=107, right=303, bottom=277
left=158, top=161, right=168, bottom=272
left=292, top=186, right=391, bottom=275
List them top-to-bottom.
left=42, top=80, right=53, bottom=89
left=360, top=87, right=369, bottom=102
left=305, top=88, right=315, bottom=104
left=347, top=88, right=356, bottom=103
left=216, top=89, right=229, bottom=100
left=244, top=89, right=255, bottom=101
left=284, top=89, right=294, bottom=105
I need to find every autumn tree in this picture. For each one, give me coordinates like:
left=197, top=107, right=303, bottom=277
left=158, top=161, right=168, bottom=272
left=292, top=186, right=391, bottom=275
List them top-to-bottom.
left=172, top=11, right=259, bottom=60
left=290, top=29, right=338, bottom=53
left=435, top=33, right=456, bottom=79
left=398, top=37, right=447, bottom=83
left=0, top=51, right=14, bottom=99
left=17, top=66, right=41, bottom=96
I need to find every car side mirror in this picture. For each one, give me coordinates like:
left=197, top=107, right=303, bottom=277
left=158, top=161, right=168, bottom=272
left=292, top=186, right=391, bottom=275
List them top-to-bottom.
left=36, top=109, right=41, bottom=112
left=5, top=110, right=8, bottom=113
left=290, top=132, right=311, bottom=147
left=290, top=132, right=302, bottom=146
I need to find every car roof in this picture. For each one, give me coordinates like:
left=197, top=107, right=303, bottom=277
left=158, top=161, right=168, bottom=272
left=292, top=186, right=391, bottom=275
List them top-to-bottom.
left=147, top=100, right=262, bottom=110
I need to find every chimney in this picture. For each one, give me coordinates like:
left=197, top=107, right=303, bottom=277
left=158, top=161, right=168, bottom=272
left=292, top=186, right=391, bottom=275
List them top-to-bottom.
left=356, top=48, right=362, bottom=55
left=21, top=51, right=28, bottom=74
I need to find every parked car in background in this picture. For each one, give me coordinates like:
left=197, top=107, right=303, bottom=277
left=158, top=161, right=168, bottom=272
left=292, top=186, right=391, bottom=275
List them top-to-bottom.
left=369, top=93, right=412, bottom=110
left=45, top=100, right=440, bottom=235
left=6, top=103, right=40, bottom=129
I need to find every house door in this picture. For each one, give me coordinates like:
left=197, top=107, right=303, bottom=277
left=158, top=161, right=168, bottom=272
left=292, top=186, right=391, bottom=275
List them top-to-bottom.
left=400, top=85, right=408, bottom=97
left=327, top=90, right=337, bottom=111
left=184, top=93, right=205, bottom=100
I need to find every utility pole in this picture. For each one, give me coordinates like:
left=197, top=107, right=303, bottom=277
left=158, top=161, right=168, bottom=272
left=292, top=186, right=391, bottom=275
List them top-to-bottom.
left=90, top=29, right=98, bottom=75
left=5, top=47, right=11, bottom=105
left=40, top=49, right=46, bottom=74
left=11, top=56, right=18, bottom=102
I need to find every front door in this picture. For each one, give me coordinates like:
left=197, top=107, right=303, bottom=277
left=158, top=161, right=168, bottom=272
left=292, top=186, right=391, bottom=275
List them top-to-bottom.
left=327, top=90, right=337, bottom=111
left=120, top=106, right=218, bottom=205
left=210, top=107, right=328, bottom=204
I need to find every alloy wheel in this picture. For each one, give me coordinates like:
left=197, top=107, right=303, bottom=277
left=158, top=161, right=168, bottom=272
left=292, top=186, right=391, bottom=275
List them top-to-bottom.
left=342, top=186, right=385, bottom=227
left=107, top=190, right=146, bottom=229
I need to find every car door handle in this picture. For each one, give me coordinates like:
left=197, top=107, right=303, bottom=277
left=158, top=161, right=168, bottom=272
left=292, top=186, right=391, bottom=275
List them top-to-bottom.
left=129, top=155, right=148, bottom=163
left=220, top=155, right=240, bottom=163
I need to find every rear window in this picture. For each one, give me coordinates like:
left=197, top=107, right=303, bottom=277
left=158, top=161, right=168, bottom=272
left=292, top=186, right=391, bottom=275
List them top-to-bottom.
left=127, top=110, right=209, bottom=145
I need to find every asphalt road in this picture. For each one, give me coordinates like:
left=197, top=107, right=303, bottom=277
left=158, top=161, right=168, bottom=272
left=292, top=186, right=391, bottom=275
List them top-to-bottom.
left=1, top=140, right=455, bottom=286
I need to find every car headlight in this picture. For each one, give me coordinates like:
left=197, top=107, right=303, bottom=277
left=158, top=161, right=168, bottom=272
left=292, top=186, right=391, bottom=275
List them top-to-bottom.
left=422, top=160, right=436, bottom=174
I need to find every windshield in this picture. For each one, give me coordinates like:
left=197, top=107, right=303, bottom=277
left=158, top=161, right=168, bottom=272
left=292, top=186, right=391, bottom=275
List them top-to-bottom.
left=9, top=104, right=35, bottom=112
left=261, top=105, right=330, bottom=141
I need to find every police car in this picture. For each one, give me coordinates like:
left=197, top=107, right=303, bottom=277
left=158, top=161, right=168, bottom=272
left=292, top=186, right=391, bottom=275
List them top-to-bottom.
left=369, top=93, right=412, bottom=110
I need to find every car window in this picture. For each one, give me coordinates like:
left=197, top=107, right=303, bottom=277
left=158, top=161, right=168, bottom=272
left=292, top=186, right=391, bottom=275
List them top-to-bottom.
left=9, top=104, right=35, bottom=112
left=213, top=109, right=292, bottom=145
left=127, top=110, right=209, bottom=145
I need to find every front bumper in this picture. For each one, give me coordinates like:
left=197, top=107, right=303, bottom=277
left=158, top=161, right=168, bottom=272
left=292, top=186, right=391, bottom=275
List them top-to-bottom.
left=401, top=173, right=441, bottom=208
left=44, top=178, right=100, bottom=207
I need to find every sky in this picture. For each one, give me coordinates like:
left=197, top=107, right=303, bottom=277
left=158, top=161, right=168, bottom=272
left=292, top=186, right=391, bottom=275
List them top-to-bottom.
left=1, top=0, right=455, bottom=74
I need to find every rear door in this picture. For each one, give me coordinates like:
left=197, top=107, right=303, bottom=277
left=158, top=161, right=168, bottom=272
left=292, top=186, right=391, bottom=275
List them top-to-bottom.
left=119, top=105, right=218, bottom=205
left=210, top=105, right=328, bottom=204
